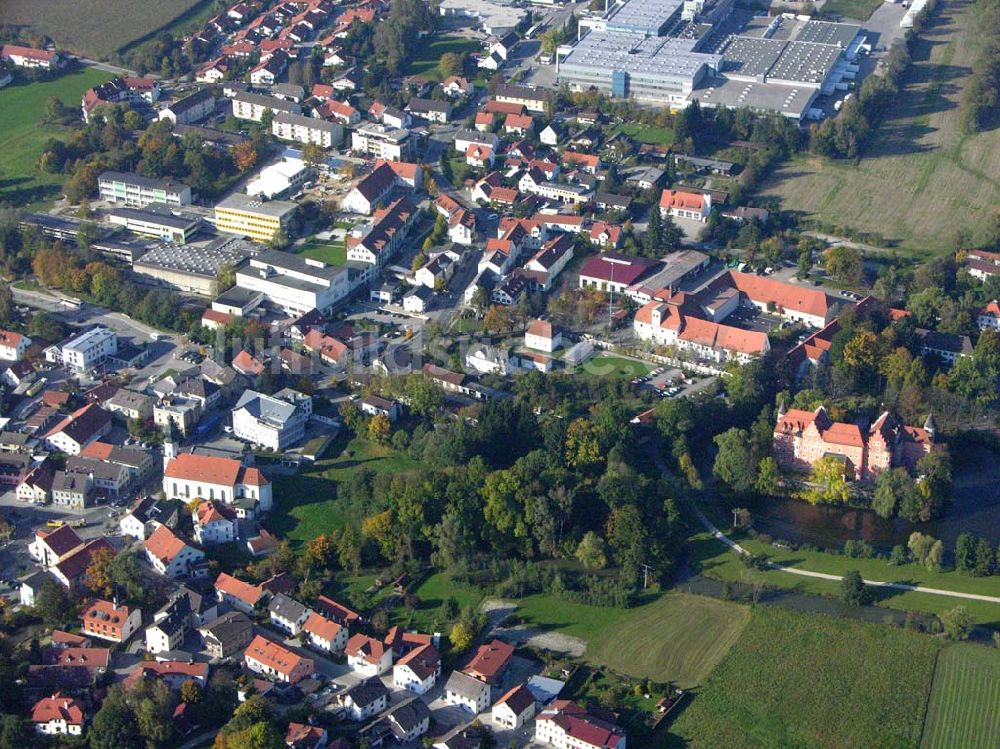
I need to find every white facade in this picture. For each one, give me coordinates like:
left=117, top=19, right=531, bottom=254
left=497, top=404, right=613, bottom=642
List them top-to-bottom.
left=273, top=112, right=343, bottom=147
left=351, top=124, right=412, bottom=161
left=246, top=158, right=312, bottom=199
left=235, top=251, right=350, bottom=317
left=45, top=327, right=117, bottom=373
left=0, top=332, right=31, bottom=360
left=466, top=345, right=513, bottom=375
left=231, top=389, right=310, bottom=450
left=193, top=514, right=238, bottom=545
left=146, top=540, right=205, bottom=579
left=145, top=621, right=184, bottom=654
left=393, top=662, right=438, bottom=695
left=444, top=673, right=491, bottom=714
left=493, top=698, right=535, bottom=729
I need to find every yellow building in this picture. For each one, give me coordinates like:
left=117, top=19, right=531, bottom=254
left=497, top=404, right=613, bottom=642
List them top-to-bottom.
left=214, top=193, right=297, bottom=243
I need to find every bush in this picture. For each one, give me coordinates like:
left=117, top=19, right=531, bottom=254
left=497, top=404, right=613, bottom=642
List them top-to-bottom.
left=840, top=569, right=871, bottom=606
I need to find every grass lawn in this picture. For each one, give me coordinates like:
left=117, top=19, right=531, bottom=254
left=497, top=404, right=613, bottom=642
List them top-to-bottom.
left=0, top=0, right=206, bottom=57
left=760, top=0, right=1000, bottom=255
left=819, top=0, right=882, bottom=20
left=402, top=35, right=482, bottom=81
left=0, top=69, right=115, bottom=207
left=616, top=123, right=675, bottom=146
left=296, top=239, right=346, bottom=266
left=579, top=354, right=654, bottom=378
left=265, top=434, right=420, bottom=547
left=689, top=530, right=1000, bottom=625
left=393, top=572, right=486, bottom=632
left=512, top=593, right=639, bottom=642
left=586, top=593, right=749, bottom=689
left=667, top=606, right=941, bottom=749
left=921, top=643, right=1000, bottom=748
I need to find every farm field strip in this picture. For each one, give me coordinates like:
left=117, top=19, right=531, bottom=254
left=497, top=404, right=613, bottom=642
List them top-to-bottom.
left=920, top=644, right=1000, bottom=748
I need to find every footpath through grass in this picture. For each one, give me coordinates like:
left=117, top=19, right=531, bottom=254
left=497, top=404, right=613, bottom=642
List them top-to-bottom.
left=0, top=69, right=115, bottom=207
left=266, top=434, right=420, bottom=547
left=690, top=530, right=1000, bottom=625
left=667, top=606, right=941, bottom=749
left=921, top=643, right=1000, bottom=748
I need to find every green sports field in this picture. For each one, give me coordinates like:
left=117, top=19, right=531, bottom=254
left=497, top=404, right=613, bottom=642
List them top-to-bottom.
left=0, top=69, right=115, bottom=207
left=667, top=606, right=941, bottom=749
left=921, top=644, right=1000, bottom=748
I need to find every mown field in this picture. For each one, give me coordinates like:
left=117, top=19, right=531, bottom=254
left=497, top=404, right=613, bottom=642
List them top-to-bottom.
left=0, top=0, right=206, bottom=58
left=760, top=0, right=1000, bottom=256
left=0, top=69, right=114, bottom=207
left=616, top=123, right=675, bottom=146
left=296, top=239, right=346, bottom=266
left=265, top=434, right=420, bottom=546
left=586, top=593, right=749, bottom=689
left=667, top=606, right=942, bottom=749
left=921, top=644, right=1000, bottom=748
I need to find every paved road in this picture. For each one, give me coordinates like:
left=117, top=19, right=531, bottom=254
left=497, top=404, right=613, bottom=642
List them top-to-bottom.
left=71, top=56, right=138, bottom=77
left=803, top=231, right=892, bottom=255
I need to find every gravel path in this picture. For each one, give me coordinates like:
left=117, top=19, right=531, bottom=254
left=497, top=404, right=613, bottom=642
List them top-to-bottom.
left=480, top=598, right=587, bottom=657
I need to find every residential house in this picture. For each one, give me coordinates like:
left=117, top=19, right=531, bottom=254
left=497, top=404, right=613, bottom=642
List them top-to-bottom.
left=1, top=44, right=62, bottom=69
left=442, top=76, right=474, bottom=98
left=493, top=83, right=547, bottom=112
left=407, top=97, right=451, bottom=123
left=540, top=124, right=561, bottom=146
left=466, top=143, right=495, bottom=168
left=342, top=161, right=400, bottom=215
left=659, top=189, right=710, bottom=222
left=403, top=285, right=434, bottom=313
left=525, top=319, right=561, bottom=353
left=917, top=328, right=973, bottom=363
left=0, top=331, right=30, bottom=360
left=466, top=345, right=513, bottom=375
left=359, top=395, right=400, bottom=422
left=42, top=403, right=112, bottom=456
left=50, top=471, right=92, bottom=510
left=120, top=496, right=177, bottom=541
left=193, top=500, right=238, bottom=545
left=144, top=525, right=206, bottom=579
left=28, top=526, right=84, bottom=568
left=50, top=539, right=115, bottom=589
left=215, top=572, right=267, bottom=613
left=268, top=593, right=312, bottom=636
left=145, top=594, right=192, bottom=654
left=313, top=596, right=362, bottom=627
left=81, top=600, right=142, bottom=643
left=199, top=611, right=254, bottom=660
left=302, top=612, right=348, bottom=654
left=346, top=634, right=392, bottom=676
left=244, top=635, right=314, bottom=684
left=464, top=639, right=514, bottom=687
left=392, top=643, right=441, bottom=695
left=127, top=661, right=209, bottom=690
left=445, top=670, right=491, bottom=714
left=340, top=679, right=390, bottom=721
left=493, top=684, right=536, bottom=729
left=32, top=694, right=85, bottom=737
left=385, top=700, right=432, bottom=743
left=535, top=701, right=626, bottom=749
left=286, top=723, right=329, bottom=749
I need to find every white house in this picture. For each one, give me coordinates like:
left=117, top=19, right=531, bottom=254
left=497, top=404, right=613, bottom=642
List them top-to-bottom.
left=659, top=189, right=711, bottom=222
left=524, top=319, right=561, bottom=353
left=0, top=331, right=31, bottom=361
left=466, top=345, right=513, bottom=375
left=231, top=389, right=310, bottom=451
left=359, top=395, right=400, bottom=422
left=42, top=403, right=112, bottom=456
left=192, top=500, right=238, bottom=545
left=144, top=525, right=206, bottom=579
left=268, top=594, right=312, bottom=636
left=144, top=595, right=192, bottom=654
left=302, top=612, right=348, bottom=653
left=244, top=634, right=314, bottom=684
left=346, top=634, right=392, bottom=676
left=392, top=643, right=441, bottom=695
left=444, top=670, right=491, bottom=714
left=340, top=679, right=389, bottom=721
left=493, top=684, right=536, bottom=729
left=32, top=694, right=85, bottom=737
left=386, top=700, right=431, bottom=743
left=535, top=702, right=626, bottom=749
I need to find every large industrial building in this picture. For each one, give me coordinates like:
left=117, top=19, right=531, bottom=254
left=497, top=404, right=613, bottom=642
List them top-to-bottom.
left=556, top=0, right=866, bottom=120
left=214, top=193, right=298, bottom=243
left=133, top=237, right=258, bottom=296
left=233, top=250, right=350, bottom=316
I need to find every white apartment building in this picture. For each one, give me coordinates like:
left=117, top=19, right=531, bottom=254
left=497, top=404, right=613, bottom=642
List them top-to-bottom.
left=231, top=91, right=301, bottom=122
left=272, top=111, right=343, bottom=148
left=351, top=123, right=413, bottom=161
left=44, top=327, right=117, bottom=373
left=232, top=389, right=311, bottom=450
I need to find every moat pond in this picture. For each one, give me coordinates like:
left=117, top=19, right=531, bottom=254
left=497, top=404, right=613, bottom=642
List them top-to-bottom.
left=737, top=446, right=1000, bottom=551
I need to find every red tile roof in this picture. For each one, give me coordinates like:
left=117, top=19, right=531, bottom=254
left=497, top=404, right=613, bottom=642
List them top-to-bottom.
left=2, top=44, right=57, bottom=62
left=659, top=188, right=705, bottom=212
left=579, top=253, right=656, bottom=285
left=723, top=271, right=833, bottom=320
left=165, top=453, right=267, bottom=487
left=145, top=525, right=190, bottom=565
left=215, top=572, right=265, bottom=606
left=302, top=612, right=342, bottom=642
left=245, top=634, right=312, bottom=676
left=346, top=634, right=386, bottom=664
left=463, top=639, right=514, bottom=682
left=394, top=642, right=439, bottom=680
left=496, top=683, right=535, bottom=714
left=32, top=693, right=84, bottom=726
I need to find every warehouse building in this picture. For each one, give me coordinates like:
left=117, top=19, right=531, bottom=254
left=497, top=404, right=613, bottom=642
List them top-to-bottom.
left=133, top=236, right=258, bottom=296
left=234, top=250, right=350, bottom=316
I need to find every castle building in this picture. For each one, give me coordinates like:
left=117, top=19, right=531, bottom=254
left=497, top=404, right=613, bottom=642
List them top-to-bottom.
left=773, top=406, right=936, bottom=481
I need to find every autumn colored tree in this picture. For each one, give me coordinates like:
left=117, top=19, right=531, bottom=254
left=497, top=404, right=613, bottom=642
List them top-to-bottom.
left=233, top=141, right=258, bottom=172
left=483, top=304, right=515, bottom=336
left=368, top=413, right=391, bottom=444
left=565, top=418, right=601, bottom=469
left=85, top=546, right=116, bottom=599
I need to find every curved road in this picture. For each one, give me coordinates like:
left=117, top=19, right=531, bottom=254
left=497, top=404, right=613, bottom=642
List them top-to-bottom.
left=684, top=477, right=1000, bottom=606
